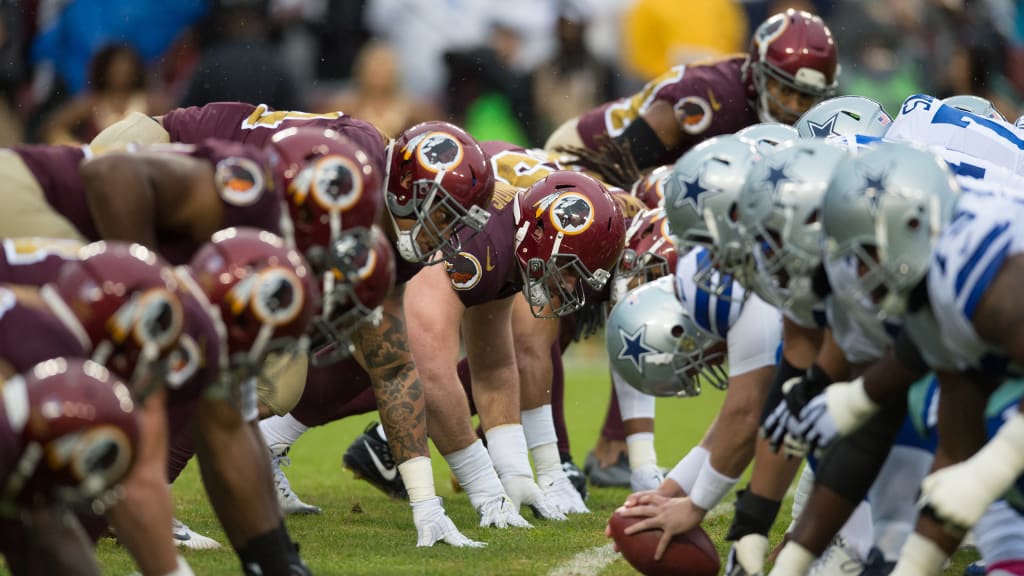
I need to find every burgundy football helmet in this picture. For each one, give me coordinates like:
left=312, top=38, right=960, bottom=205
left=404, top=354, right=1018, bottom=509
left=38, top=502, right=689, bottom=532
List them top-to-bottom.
left=745, top=9, right=839, bottom=123
left=385, top=121, right=494, bottom=264
left=630, top=165, right=671, bottom=209
left=513, top=171, right=626, bottom=318
left=616, top=208, right=678, bottom=291
left=309, top=226, right=397, bottom=366
left=188, top=228, right=318, bottom=379
left=49, top=241, right=184, bottom=394
left=4, top=358, right=138, bottom=509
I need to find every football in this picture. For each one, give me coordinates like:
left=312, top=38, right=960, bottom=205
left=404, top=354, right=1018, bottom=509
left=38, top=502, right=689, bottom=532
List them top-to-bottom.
left=607, top=510, right=720, bottom=576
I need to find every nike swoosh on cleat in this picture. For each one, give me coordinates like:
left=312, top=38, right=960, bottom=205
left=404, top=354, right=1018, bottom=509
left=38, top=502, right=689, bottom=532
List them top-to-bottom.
left=364, top=440, right=398, bottom=481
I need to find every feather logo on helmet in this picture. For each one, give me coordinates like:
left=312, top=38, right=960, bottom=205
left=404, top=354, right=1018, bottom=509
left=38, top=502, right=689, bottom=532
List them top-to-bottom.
left=407, top=132, right=465, bottom=173
left=308, top=155, right=364, bottom=212
left=215, top=157, right=265, bottom=206
left=546, top=192, right=595, bottom=235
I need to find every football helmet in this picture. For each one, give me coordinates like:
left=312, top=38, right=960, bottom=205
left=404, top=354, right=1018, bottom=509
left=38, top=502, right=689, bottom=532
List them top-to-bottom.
left=745, top=9, right=839, bottom=123
left=942, top=95, right=1006, bottom=122
left=795, top=96, right=892, bottom=139
left=385, top=121, right=494, bottom=264
left=736, top=122, right=798, bottom=154
left=268, top=127, right=383, bottom=252
left=663, top=135, right=758, bottom=297
left=738, top=140, right=849, bottom=313
left=822, top=142, right=959, bottom=321
left=629, top=165, right=672, bottom=209
left=513, top=171, right=625, bottom=318
left=616, top=208, right=677, bottom=293
left=308, top=226, right=396, bottom=366
left=188, top=228, right=318, bottom=378
left=47, top=241, right=184, bottom=394
left=605, top=277, right=727, bottom=398
left=4, top=358, right=137, bottom=509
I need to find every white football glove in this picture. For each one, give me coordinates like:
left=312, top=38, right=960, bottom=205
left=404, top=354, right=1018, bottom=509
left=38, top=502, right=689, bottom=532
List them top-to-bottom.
left=791, top=378, right=878, bottom=456
left=919, top=411, right=1024, bottom=532
left=538, top=472, right=590, bottom=515
left=501, top=475, right=568, bottom=521
left=476, top=495, right=533, bottom=529
left=411, top=498, right=486, bottom=548
left=724, top=533, right=769, bottom=576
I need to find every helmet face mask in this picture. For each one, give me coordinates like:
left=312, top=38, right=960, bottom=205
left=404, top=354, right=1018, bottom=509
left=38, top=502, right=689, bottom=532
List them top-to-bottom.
left=385, top=123, right=495, bottom=265
left=606, top=277, right=728, bottom=398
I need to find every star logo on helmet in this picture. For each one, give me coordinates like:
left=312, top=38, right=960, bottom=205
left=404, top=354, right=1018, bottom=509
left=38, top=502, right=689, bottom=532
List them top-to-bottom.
left=806, top=113, right=840, bottom=138
left=764, top=164, right=793, bottom=195
left=862, top=171, right=887, bottom=216
left=673, top=174, right=721, bottom=214
left=617, top=325, right=655, bottom=372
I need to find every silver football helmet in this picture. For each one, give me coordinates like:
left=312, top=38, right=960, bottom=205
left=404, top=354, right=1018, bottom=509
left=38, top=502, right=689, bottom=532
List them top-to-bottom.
left=942, top=95, right=1006, bottom=122
left=795, top=96, right=892, bottom=139
left=736, top=123, right=799, bottom=155
left=663, top=135, right=758, bottom=297
left=739, top=140, right=849, bottom=313
left=822, top=142, right=960, bottom=321
left=605, top=276, right=728, bottom=397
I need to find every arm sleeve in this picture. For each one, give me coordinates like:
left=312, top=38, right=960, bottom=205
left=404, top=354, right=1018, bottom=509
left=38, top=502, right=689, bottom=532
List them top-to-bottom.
left=727, top=293, right=782, bottom=377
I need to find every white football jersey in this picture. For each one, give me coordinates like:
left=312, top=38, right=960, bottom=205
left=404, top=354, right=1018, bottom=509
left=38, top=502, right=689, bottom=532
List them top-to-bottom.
left=886, top=94, right=1024, bottom=178
left=928, top=190, right=1024, bottom=375
left=675, top=248, right=781, bottom=376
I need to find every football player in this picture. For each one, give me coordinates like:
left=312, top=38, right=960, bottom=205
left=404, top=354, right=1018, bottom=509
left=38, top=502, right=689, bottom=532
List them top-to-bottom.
left=545, top=9, right=838, bottom=185
left=0, top=358, right=138, bottom=576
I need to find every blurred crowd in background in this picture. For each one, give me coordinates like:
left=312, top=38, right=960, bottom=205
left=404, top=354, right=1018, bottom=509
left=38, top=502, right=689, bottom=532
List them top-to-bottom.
left=1, top=0, right=1022, bottom=148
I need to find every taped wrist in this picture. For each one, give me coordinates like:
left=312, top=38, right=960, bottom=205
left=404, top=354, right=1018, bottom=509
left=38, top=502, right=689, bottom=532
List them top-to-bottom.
left=617, top=118, right=669, bottom=168
left=666, top=446, right=709, bottom=494
left=398, top=456, right=436, bottom=503
left=689, top=460, right=739, bottom=511
left=726, top=487, right=782, bottom=540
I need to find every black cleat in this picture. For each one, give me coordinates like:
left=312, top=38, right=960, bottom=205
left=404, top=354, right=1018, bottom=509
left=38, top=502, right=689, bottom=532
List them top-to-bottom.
left=342, top=422, right=408, bottom=500
left=561, top=452, right=588, bottom=501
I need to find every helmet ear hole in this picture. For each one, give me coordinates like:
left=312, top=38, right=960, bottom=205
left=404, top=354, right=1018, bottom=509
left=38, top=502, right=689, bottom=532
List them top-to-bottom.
left=729, top=201, right=740, bottom=222
left=805, top=208, right=820, bottom=225
left=907, top=216, right=920, bottom=231
left=670, top=325, right=684, bottom=338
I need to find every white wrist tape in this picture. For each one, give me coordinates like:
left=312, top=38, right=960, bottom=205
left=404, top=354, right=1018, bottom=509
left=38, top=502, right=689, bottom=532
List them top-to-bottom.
left=827, top=377, right=879, bottom=435
left=521, top=405, right=557, bottom=449
left=971, top=410, right=1024, bottom=496
left=485, top=424, right=533, bottom=480
left=445, top=439, right=505, bottom=510
left=530, top=442, right=563, bottom=479
left=666, top=446, right=709, bottom=495
left=397, top=456, right=436, bottom=503
left=689, top=460, right=738, bottom=511
left=890, top=533, right=947, bottom=576
left=771, top=542, right=816, bottom=576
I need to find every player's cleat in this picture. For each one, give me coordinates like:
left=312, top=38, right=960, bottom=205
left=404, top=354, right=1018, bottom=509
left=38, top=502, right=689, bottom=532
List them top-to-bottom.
left=342, top=422, right=409, bottom=500
left=269, top=444, right=322, bottom=515
left=584, top=450, right=630, bottom=487
left=560, top=453, right=588, bottom=500
left=630, top=464, right=665, bottom=492
left=172, top=518, right=221, bottom=550
left=808, top=535, right=863, bottom=576
left=860, top=547, right=895, bottom=576
left=963, top=560, right=986, bottom=576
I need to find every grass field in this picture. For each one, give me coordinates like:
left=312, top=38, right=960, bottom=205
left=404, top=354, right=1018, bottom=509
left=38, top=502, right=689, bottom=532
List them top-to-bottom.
left=94, top=343, right=979, bottom=575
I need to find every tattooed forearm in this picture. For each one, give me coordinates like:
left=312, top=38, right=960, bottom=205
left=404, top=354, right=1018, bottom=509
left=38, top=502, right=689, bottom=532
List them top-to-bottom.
left=353, top=306, right=428, bottom=464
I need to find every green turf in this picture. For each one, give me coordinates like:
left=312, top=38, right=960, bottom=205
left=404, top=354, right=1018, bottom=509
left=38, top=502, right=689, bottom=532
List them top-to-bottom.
left=94, top=343, right=980, bottom=575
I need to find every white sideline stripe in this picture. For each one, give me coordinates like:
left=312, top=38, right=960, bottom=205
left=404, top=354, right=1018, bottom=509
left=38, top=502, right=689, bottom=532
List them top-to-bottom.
left=546, top=503, right=733, bottom=576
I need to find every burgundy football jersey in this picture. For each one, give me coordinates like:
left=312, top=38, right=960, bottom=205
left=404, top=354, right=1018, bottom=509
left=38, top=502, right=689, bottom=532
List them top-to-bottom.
left=576, top=57, right=757, bottom=165
left=162, top=102, right=389, bottom=175
left=11, top=145, right=96, bottom=239
left=444, top=182, right=520, bottom=308
left=0, top=238, right=81, bottom=286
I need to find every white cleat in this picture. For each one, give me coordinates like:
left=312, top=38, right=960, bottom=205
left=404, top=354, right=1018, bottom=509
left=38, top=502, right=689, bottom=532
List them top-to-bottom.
left=269, top=443, right=322, bottom=515
left=629, top=464, right=665, bottom=492
left=172, top=518, right=221, bottom=550
left=808, top=536, right=864, bottom=576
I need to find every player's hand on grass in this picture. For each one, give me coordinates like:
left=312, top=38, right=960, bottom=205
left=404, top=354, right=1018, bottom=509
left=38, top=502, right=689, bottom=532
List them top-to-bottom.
left=538, top=472, right=589, bottom=515
left=502, top=475, right=568, bottom=521
left=476, top=495, right=533, bottom=529
left=617, top=496, right=706, bottom=561
left=412, top=497, right=486, bottom=548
